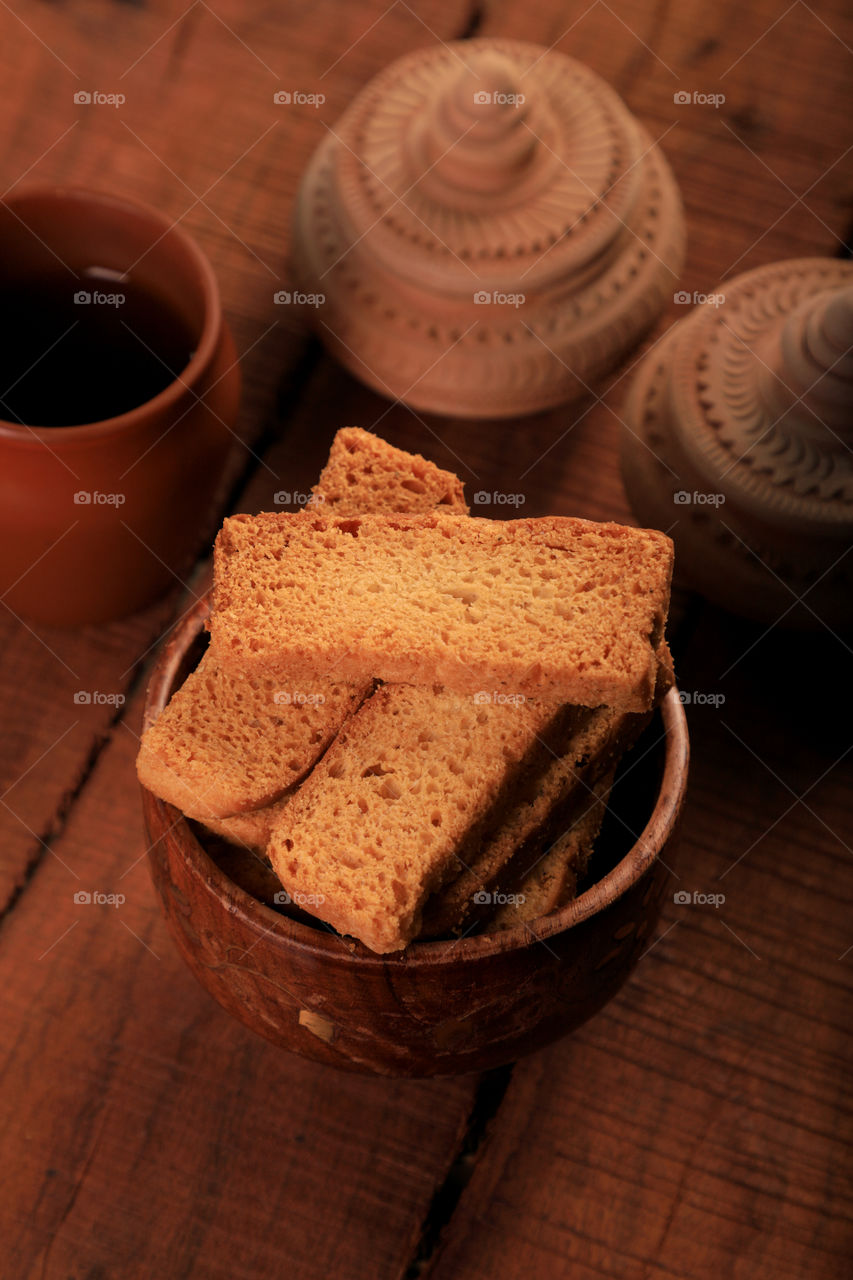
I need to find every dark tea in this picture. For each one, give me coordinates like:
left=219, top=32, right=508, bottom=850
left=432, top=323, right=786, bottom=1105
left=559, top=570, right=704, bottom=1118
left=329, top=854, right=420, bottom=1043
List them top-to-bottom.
left=0, top=267, right=197, bottom=427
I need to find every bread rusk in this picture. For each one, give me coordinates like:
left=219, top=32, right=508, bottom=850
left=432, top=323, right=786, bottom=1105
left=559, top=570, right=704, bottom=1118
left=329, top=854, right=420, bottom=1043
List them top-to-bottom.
left=312, top=426, right=468, bottom=516
left=137, top=429, right=468, bottom=822
left=211, top=512, right=673, bottom=711
left=201, top=642, right=654, bottom=856
left=420, top=643, right=672, bottom=936
left=135, top=651, right=370, bottom=821
left=265, top=683, right=579, bottom=954
left=418, top=700, right=651, bottom=937
left=487, top=768, right=615, bottom=931
left=201, top=794, right=291, bottom=853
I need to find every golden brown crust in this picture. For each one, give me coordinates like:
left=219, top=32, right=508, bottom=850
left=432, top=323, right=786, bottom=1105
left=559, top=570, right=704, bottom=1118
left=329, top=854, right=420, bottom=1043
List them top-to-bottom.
left=312, top=427, right=468, bottom=516
left=137, top=429, right=469, bottom=823
left=211, top=512, right=673, bottom=711
left=135, top=649, right=370, bottom=821
left=265, top=683, right=574, bottom=954
left=419, top=696, right=652, bottom=937
left=487, top=768, right=616, bottom=931
left=200, top=794, right=292, bottom=853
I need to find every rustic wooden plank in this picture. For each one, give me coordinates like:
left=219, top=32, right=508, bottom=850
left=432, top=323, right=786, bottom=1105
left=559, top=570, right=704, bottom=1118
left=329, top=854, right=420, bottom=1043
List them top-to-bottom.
left=1, top=0, right=851, bottom=1276
left=0, top=589, right=188, bottom=908
left=0, top=685, right=480, bottom=1280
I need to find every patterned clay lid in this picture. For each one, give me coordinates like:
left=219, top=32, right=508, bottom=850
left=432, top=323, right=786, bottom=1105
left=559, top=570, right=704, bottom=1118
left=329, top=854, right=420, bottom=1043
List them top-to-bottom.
left=292, top=38, right=686, bottom=418
left=620, top=258, right=853, bottom=627
left=666, top=260, right=853, bottom=534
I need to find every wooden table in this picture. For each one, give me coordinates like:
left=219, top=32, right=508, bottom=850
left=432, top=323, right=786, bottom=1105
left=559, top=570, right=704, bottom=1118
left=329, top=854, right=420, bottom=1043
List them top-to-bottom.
left=1, top=2, right=850, bottom=1277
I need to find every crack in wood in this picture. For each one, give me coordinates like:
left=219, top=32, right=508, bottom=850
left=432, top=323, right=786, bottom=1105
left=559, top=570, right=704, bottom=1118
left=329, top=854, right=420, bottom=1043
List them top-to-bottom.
left=0, top=718, right=120, bottom=933
left=402, top=1063, right=514, bottom=1279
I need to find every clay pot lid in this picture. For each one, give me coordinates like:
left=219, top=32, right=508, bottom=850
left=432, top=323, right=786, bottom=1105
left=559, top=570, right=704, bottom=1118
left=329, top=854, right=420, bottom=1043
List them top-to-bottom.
left=292, top=38, right=686, bottom=417
left=620, top=257, right=853, bottom=627
left=665, top=259, right=853, bottom=535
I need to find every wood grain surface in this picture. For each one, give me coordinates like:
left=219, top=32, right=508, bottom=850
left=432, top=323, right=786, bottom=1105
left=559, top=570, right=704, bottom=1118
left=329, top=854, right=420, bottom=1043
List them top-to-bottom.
left=1, top=1, right=850, bottom=1277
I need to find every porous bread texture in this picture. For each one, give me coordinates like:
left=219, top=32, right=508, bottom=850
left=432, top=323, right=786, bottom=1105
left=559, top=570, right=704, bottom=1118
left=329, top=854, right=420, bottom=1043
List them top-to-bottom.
left=312, top=427, right=468, bottom=516
left=138, top=428, right=468, bottom=823
left=212, top=512, right=673, bottom=711
left=210, top=642, right=672, bottom=886
left=136, top=649, right=370, bottom=821
left=265, top=683, right=576, bottom=954
left=419, top=701, right=650, bottom=936
left=488, top=769, right=616, bottom=931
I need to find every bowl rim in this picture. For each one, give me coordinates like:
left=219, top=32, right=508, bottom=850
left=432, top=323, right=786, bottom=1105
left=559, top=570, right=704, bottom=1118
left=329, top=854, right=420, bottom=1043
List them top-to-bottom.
left=142, top=593, right=689, bottom=966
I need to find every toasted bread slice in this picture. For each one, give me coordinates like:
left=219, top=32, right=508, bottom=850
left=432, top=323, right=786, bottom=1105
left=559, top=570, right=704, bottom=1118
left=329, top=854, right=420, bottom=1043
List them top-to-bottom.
left=312, top=426, right=468, bottom=516
left=137, top=429, right=467, bottom=820
left=212, top=513, right=673, bottom=710
left=418, top=645, right=672, bottom=936
left=136, top=655, right=369, bottom=821
left=266, top=683, right=578, bottom=954
left=418, top=707, right=646, bottom=937
left=487, top=768, right=616, bottom=931
left=200, top=793, right=292, bottom=853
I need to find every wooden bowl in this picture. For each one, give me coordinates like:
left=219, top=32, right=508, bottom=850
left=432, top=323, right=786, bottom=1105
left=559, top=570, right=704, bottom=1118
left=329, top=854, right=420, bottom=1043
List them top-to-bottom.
left=142, top=597, right=689, bottom=1077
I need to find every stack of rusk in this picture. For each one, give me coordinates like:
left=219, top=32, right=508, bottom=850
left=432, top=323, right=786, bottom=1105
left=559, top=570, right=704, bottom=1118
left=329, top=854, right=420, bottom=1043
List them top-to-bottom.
left=137, top=428, right=673, bottom=953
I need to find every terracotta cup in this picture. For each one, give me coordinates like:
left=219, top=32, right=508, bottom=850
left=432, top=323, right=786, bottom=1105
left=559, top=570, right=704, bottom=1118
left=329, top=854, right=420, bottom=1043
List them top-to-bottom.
left=0, top=186, right=240, bottom=626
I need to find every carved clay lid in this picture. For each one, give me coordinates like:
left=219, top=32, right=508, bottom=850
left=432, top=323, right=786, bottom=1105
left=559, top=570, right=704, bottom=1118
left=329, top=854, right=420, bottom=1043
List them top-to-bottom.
left=292, top=38, right=686, bottom=417
left=621, top=258, right=853, bottom=627
left=667, top=260, right=853, bottom=535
